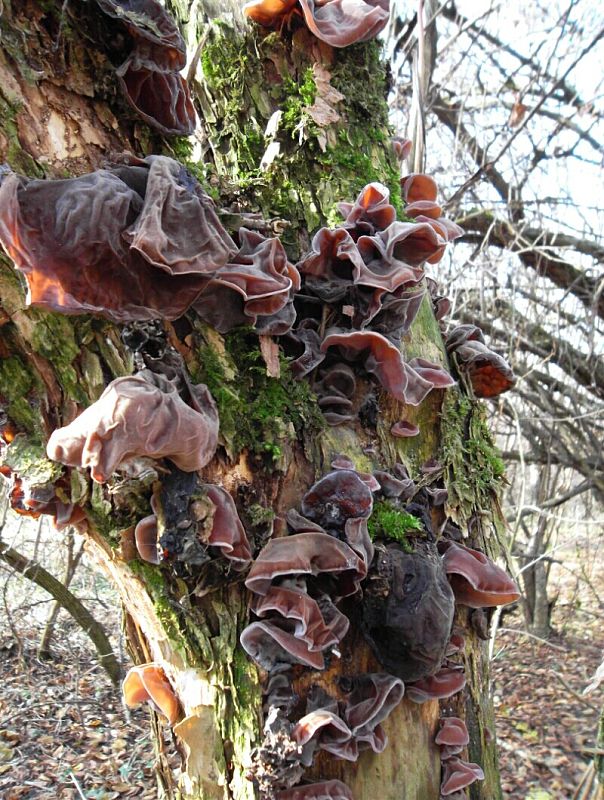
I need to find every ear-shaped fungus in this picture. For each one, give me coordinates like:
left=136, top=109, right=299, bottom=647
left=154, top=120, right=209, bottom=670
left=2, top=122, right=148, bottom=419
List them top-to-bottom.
left=95, top=0, right=195, bottom=135
left=245, top=0, right=389, bottom=47
left=298, top=0, right=390, bottom=47
left=0, top=157, right=236, bottom=321
left=337, top=182, right=397, bottom=237
left=359, top=220, right=446, bottom=269
left=193, top=229, right=300, bottom=334
left=446, top=326, right=515, bottom=398
left=321, top=329, right=454, bottom=405
left=314, top=363, right=358, bottom=426
left=47, top=370, right=218, bottom=482
left=391, top=420, right=419, bottom=438
left=301, top=470, right=373, bottom=528
left=135, top=512, right=161, bottom=564
left=245, top=532, right=366, bottom=598
left=361, top=542, right=455, bottom=681
left=441, top=542, right=520, bottom=608
left=241, top=619, right=327, bottom=671
left=122, top=663, right=180, bottom=724
left=406, top=667, right=467, bottom=704
left=343, top=672, right=404, bottom=753
left=435, top=717, right=469, bottom=759
left=441, top=757, right=485, bottom=796
left=276, top=780, right=354, bottom=800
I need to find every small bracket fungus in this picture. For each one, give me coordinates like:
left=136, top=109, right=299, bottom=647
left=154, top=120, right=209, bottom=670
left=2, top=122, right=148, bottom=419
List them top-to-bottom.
left=95, top=0, right=195, bottom=134
left=194, top=229, right=300, bottom=334
left=446, top=324, right=515, bottom=398
left=47, top=371, right=218, bottom=483
left=441, top=541, right=521, bottom=608
left=122, top=663, right=180, bottom=725
left=405, top=667, right=467, bottom=704
left=435, top=717, right=470, bottom=759
left=440, top=757, right=485, bottom=796
left=275, top=780, right=354, bottom=800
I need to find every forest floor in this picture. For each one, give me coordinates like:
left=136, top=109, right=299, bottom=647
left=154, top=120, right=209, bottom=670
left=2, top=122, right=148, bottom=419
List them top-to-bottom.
left=0, top=546, right=602, bottom=799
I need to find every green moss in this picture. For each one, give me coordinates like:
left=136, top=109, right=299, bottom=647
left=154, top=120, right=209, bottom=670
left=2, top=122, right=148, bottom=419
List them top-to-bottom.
left=0, top=93, right=43, bottom=176
left=28, top=310, right=86, bottom=402
left=195, top=326, right=323, bottom=467
left=0, top=355, right=42, bottom=433
left=440, top=392, right=506, bottom=524
left=2, top=434, right=62, bottom=485
left=367, top=499, right=423, bottom=551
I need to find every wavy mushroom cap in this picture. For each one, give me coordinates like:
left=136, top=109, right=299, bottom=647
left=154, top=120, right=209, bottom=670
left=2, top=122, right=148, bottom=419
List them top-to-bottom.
left=95, top=0, right=195, bottom=134
left=245, top=0, right=389, bottom=48
left=0, top=158, right=235, bottom=322
left=401, top=173, right=439, bottom=204
left=321, top=328, right=452, bottom=406
left=47, top=372, right=218, bottom=483
left=204, top=485, right=253, bottom=569
left=245, top=532, right=366, bottom=597
left=441, top=542, right=521, bottom=608
left=122, top=663, right=180, bottom=725
left=406, top=667, right=467, bottom=704
left=435, top=717, right=470, bottom=753
left=441, top=757, right=485, bottom=796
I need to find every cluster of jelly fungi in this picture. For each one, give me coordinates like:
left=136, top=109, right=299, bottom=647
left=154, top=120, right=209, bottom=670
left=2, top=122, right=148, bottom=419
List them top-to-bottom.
left=94, top=0, right=195, bottom=134
left=0, top=1, right=521, bottom=797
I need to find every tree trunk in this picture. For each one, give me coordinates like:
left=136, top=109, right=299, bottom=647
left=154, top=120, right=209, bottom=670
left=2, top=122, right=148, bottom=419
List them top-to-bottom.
left=0, top=1, right=509, bottom=798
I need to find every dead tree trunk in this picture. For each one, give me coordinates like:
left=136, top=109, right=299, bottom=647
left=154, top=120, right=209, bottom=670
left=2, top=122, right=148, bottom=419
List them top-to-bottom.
left=0, top=1, right=512, bottom=798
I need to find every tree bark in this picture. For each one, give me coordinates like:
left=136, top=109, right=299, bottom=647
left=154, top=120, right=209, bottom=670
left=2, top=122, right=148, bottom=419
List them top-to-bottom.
left=0, top=1, right=510, bottom=798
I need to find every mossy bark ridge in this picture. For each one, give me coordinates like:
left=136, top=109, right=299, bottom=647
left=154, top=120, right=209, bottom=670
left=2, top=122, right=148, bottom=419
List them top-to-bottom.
left=0, top=1, right=508, bottom=798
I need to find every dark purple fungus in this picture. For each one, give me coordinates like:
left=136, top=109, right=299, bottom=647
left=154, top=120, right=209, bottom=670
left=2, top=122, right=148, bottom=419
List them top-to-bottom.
left=95, top=0, right=195, bottom=134
left=0, top=157, right=236, bottom=321
left=337, top=182, right=397, bottom=237
left=357, top=220, right=445, bottom=270
left=297, top=226, right=366, bottom=304
left=193, top=229, right=300, bottom=333
left=367, top=285, right=426, bottom=340
left=288, top=323, right=326, bottom=378
left=321, top=329, right=445, bottom=406
left=314, top=363, right=357, bottom=426
left=47, top=371, right=218, bottom=482
left=391, top=420, right=420, bottom=438
left=301, top=470, right=373, bottom=528
left=373, top=470, right=415, bottom=500
left=203, top=485, right=253, bottom=569
left=344, top=518, right=375, bottom=570
left=245, top=533, right=366, bottom=598
left=361, top=542, right=455, bottom=681
left=441, top=542, right=520, bottom=608
left=252, top=584, right=350, bottom=653
left=241, top=620, right=327, bottom=671
left=405, top=667, right=467, bottom=704
left=343, top=673, right=404, bottom=753
left=435, top=717, right=469, bottom=759
left=440, top=757, right=485, bottom=796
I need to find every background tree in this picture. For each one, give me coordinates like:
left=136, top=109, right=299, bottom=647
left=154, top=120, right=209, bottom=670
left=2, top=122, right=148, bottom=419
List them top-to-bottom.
left=389, top=0, right=604, bottom=637
left=0, top=1, right=530, bottom=799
